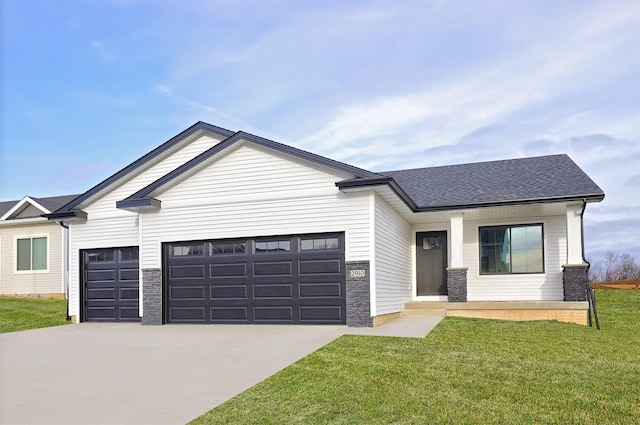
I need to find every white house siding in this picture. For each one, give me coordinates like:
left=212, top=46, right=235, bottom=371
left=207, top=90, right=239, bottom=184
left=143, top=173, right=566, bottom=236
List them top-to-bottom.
left=80, top=134, right=224, bottom=218
left=140, top=143, right=371, bottom=269
left=373, top=195, right=413, bottom=315
left=464, top=215, right=567, bottom=301
left=67, top=216, right=140, bottom=317
left=0, top=221, right=63, bottom=295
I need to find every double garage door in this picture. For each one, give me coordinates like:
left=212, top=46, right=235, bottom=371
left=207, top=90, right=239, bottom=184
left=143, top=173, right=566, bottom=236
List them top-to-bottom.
left=165, top=233, right=346, bottom=324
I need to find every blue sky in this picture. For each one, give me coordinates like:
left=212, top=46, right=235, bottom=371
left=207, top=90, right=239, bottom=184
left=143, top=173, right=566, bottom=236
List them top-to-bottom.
left=1, top=0, right=639, bottom=263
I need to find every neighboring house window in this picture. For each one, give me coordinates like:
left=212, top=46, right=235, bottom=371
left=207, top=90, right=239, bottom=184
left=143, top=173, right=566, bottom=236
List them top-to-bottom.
left=479, top=224, right=543, bottom=274
left=16, top=236, right=48, bottom=271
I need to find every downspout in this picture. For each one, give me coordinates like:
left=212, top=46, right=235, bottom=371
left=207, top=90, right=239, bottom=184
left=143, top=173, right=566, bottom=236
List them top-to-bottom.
left=580, top=200, right=600, bottom=330
left=57, top=221, right=71, bottom=321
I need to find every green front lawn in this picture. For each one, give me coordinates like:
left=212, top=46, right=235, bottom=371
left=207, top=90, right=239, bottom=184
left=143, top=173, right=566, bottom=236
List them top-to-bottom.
left=192, top=290, right=639, bottom=424
left=0, top=297, right=69, bottom=333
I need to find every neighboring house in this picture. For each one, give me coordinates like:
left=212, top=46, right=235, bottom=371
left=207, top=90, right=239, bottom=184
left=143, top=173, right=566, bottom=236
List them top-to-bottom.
left=47, top=122, right=604, bottom=326
left=0, top=194, right=78, bottom=298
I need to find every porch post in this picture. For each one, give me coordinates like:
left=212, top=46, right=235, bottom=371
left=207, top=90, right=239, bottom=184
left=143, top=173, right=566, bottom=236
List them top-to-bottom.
left=563, top=204, right=588, bottom=301
left=566, top=204, right=584, bottom=265
left=447, top=212, right=467, bottom=302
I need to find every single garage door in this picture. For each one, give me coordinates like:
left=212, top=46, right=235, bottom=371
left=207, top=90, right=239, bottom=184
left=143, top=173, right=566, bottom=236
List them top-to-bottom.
left=165, top=233, right=345, bottom=324
left=82, top=247, right=140, bottom=322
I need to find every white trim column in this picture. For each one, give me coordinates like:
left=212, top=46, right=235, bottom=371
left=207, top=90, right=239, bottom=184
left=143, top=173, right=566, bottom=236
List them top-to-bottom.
left=566, top=204, right=584, bottom=265
left=450, top=212, right=464, bottom=268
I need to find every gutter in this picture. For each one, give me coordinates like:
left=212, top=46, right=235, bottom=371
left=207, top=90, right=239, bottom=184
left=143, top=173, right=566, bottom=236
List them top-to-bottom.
left=580, top=200, right=600, bottom=330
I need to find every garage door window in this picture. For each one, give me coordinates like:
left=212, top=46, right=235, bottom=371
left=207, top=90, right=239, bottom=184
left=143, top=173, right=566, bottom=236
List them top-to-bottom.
left=301, top=237, right=339, bottom=250
left=255, top=240, right=290, bottom=253
left=211, top=242, right=246, bottom=255
left=172, top=244, right=205, bottom=257
left=87, top=249, right=114, bottom=262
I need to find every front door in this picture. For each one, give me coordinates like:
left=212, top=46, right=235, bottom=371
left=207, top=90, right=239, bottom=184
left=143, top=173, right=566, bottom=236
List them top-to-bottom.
left=416, top=231, right=448, bottom=296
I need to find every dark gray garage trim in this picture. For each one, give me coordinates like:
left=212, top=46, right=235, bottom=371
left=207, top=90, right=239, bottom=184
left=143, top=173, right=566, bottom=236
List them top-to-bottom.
left=162, top=233, right=346, bottom=325
left=81, top=247, right=140, bottom=322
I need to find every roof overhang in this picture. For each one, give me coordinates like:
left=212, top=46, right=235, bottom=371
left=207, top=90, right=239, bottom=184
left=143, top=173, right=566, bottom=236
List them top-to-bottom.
left=336, top=177, right=419, bottom=211
left=337, top=177, right=605, bottom=214
left=0, top=196, right=49, bottom=220
left=116, top=197, right=162, bottom=212
left=45, top=209, right=88, bottom=222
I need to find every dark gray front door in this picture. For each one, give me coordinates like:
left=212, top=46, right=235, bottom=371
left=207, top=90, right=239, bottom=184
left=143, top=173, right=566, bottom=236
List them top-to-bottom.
left=416, top=232, right=448, bottom=296
left=165, top=233, right=346, bottom=324
left=82, top=247, right=140, bottom=322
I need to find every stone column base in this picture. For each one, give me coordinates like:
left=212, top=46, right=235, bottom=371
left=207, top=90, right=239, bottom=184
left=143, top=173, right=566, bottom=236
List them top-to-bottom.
left=346, top=261, right=373, bottom=327
left=562, top=264, right=589, bottom=301
left=142, top=268, right=162, bottom=325
left=446, top=268, right=468, bottom=302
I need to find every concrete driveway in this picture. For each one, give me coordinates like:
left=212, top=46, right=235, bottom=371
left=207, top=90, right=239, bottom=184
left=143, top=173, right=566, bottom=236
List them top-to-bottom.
left=0, top=317, right=441, bottom=425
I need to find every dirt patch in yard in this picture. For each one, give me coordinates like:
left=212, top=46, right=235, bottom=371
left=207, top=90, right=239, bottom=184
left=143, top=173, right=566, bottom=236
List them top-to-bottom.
left=590, top=278, right=640, bottom=290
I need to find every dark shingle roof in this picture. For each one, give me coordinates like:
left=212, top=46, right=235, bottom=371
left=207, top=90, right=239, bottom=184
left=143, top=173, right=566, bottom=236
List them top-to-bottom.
left=379, top=154, right=604, bottom=210
left=0, top=194, right=80, bottom=218
left=32, top=194, right=80, bottom=213
left=0, top=200, right=17, bottom=217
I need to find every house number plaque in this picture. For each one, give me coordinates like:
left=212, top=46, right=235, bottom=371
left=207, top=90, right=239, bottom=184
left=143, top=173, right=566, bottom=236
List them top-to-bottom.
left=350, top=269, right=366, bottom=278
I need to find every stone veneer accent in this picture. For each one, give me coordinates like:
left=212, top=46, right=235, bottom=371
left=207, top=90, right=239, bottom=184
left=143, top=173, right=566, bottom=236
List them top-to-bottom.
left=346, top=261, right=373, bottom=327
left=562, top=264, right=589, bottom=301
left=142, top=268, right=163, bottom=325
left=446, top=268, right=468, bottom=302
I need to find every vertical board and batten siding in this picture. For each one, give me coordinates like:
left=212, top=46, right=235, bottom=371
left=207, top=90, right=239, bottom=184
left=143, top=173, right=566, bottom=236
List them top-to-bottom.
left=80, top=134, right=225, bottom=218
left=141, top=143, right=371, bottom=268
left=373, top=195, right=413, bottom=315
left=465, top=215, right=567, bottom=301
left=0, top=222, right=63, bottom=295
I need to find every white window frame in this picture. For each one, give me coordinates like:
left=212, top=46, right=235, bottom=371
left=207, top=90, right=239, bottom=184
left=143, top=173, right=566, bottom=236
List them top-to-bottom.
left=14, top=234, right=50, bottom=274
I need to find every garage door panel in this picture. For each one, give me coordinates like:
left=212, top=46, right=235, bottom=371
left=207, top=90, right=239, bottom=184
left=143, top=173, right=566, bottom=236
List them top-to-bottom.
left=299, top=259, right=342, bottom=275
left=253, top=261, right=293, bottom=276
left=210, top=263, right=248, bottom=278
left=170, top=265, right=205, bottom=279
left=119, top=269, right=139, bottom=281
left=87, top=270, right=115, bottom=282
left=299, top=282, right=342, bottom=298
left=253, top=283, right=293, bottom=299
left=171, top=285, right=205, bottom=300
left=210, top=285, right=248, bottom=299
left=119, top=286, right=140, bottom=300
left=86, top=287, right=116, bottom=300
left=171, top=306, right=206, bottom=321
left=210, top=306, right=248, bottom=321
left=254, top=306, right=294, bottom=321
left=299, top=306, right=343, bottom=322
left=86, top=307, right=117, bottom=320
left=119, top=307, right=141, bottom=320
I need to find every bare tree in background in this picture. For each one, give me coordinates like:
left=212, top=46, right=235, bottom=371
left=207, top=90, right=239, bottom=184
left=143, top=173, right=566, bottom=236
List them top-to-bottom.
left=589, top=252, right=640, bottom=282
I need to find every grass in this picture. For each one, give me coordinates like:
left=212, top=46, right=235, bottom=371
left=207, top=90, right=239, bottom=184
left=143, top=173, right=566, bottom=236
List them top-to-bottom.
left=192, top=290, right=640, bottom=424
left=0, top=297, right=69, bottom=333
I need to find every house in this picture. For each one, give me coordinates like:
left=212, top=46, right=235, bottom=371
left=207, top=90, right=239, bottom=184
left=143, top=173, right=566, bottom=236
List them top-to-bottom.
left=46, top=122, right=604, bottom=326
left=0, top=194, right=77, bottom=298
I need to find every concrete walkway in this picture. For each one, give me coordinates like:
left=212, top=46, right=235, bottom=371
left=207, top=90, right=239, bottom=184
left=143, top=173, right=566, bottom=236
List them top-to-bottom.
left=0, top=316, right=441, bottom=425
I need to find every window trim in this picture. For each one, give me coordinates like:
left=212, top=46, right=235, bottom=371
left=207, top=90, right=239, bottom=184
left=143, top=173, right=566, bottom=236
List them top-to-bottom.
left=479, top=223, right=545, bottom=275
left=14, top=234, right=50, bottom=274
